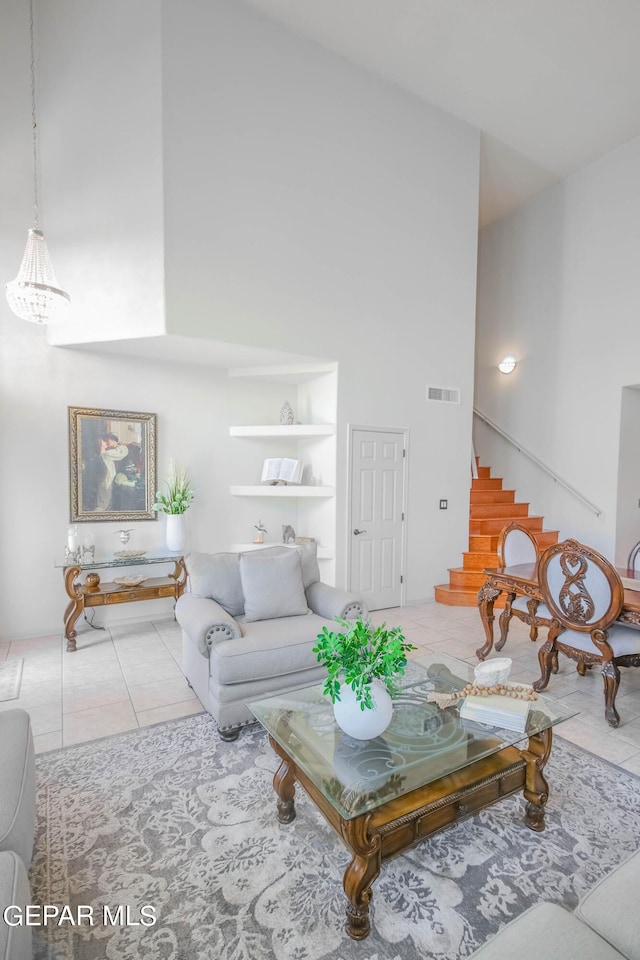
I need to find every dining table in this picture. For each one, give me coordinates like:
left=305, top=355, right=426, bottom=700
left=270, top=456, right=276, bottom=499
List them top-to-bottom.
left=476, top=562, right=640, bottom=661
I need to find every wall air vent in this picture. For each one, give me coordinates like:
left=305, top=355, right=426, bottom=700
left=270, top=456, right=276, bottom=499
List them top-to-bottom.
left=426, top=386, right=460, bottom=404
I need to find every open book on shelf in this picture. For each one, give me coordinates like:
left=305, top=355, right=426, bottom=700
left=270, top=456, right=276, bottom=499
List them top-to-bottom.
left=261, top=458, right=303, bottom=485
left=459, top=690, right=532, bottom=732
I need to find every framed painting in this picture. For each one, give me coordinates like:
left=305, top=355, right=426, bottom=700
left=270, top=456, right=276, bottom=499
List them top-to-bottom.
left=69, top=406, right=157, bottom=522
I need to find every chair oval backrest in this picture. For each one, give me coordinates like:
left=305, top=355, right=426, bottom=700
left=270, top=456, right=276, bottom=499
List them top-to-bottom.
left=498, top=522, right=539, bottom=568
left=538, top=539, right=624, bottom=632
left=627, top=540, right=640, bottom=572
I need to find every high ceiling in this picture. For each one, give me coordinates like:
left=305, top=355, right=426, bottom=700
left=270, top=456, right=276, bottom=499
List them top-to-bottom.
left=244, top=0, right=640, bottom=227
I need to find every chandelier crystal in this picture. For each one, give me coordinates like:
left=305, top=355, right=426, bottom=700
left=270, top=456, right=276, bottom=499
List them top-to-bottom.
left=5, top=0, right=70, bottom=324
left=6, top=229, right=70, bottom=324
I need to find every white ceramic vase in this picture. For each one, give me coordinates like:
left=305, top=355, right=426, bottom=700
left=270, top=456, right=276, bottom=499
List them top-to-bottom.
left=165, top=513, right=185, bottom=553
left=333, top=679, right=393, bottom=740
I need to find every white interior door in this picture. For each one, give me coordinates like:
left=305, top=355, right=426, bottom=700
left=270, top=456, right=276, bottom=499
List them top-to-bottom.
left=349, top=428, right=406, bottom=610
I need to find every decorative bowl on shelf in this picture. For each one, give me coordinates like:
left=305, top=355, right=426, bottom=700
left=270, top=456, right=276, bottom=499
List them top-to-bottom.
left=114, top=550, right=147, bottom=560
left=113, top=576, right=148, bottom=586
left=474, top=657, right=512, bottom=687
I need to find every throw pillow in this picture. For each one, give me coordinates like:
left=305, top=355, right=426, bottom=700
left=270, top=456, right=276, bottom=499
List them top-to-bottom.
left=295, top=541, right=321, bottom=589
left=242, top=542, right=320, bottom=589
left=239, top=549, right=310, bottom=622
left=185, top=552, right=244, bottom=617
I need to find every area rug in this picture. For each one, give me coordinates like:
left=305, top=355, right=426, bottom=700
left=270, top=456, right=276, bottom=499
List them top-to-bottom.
left=0, top=658, right=23, bottom=701
left=32, top=715, right=640, bottom=960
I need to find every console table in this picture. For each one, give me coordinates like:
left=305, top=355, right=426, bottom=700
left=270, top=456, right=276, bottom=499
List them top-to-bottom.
left=58, top=550, right=187, bottom=651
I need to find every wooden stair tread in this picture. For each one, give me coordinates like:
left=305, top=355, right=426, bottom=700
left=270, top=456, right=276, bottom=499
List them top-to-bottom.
left=472, top=478, right=503, bottom=490
left=470, top=490, right=515, bottom=504
left=470, top=503, right=529, bottom=519
left=469, top=516, right=544, bottom=535
left=537, top=531, right=560, bottom=547
left=469, top=535, right=500, bottom=551
left=462, top=551, right=500, bottom=570
left=449, top=568, right=490, bottom=589
left=434, top=583, right=506, bottom=608
left=434, top=584, right=479, bottom=607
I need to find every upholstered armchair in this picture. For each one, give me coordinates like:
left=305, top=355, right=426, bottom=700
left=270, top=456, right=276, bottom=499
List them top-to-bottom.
left=495, top=521, right=553, bottom=651
left=534, top=539, right=640, bottom=727
left=176, top=544, right=368, bottom=741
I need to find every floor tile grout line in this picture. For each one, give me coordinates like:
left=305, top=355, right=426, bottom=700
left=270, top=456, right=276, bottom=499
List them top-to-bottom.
left=8, top=605, right=640, bottom=761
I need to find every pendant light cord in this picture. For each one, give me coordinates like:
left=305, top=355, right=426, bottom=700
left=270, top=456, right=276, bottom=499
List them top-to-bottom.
left=5, top=0, right=71, bottom=323
left=29, top=0, right=39, bottom=230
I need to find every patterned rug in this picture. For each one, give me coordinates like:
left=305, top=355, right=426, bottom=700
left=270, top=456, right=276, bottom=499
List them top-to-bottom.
left=0, top=658, right=23, bottom=701
left=32, top=714, right=640, bottom=960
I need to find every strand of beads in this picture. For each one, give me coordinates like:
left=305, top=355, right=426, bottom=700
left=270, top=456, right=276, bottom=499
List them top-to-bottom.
left=426, top=683, right=538, bottom=709
left=454, top=683, right=538, bottom=701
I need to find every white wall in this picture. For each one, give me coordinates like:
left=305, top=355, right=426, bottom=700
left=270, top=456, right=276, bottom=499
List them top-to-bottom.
left=0, top=0, right=481, bottom=638
left=37, top=0, right=166, bottom=346
left=161, top=0, right=481, bottom=600
left=475, top=134, right=640, bottom=558
left=0, top=324, right=308, bottom=639
left=616, top=386, right=640, bottom=566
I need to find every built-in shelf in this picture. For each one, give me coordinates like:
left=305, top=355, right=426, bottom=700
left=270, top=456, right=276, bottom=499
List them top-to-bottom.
left=228, top=362, right=336, bottom=384
left=229, top=424, right=335, bottom=438
left=230, top=485, right=334, bottom=497
left=231, top=543, right=334, bottom=560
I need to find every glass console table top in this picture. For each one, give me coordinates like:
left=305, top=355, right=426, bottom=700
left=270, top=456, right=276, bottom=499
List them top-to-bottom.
left=54, top=548, right=184, bottom=570
left=250, top=651, right=578, bottom=821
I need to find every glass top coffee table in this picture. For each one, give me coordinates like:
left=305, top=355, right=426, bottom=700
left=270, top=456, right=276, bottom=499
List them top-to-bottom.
left=250, top=651, right=577, bottom=941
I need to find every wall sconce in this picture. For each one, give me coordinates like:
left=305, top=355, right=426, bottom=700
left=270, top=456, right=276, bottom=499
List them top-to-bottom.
left=498, top=356, right=517, bottom=375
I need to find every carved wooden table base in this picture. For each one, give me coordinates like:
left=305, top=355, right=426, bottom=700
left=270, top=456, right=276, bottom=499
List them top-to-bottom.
left=63, top=558, right=186, bottom=651
left=478, top=565, right=640, bottom=662
left=268, top=729, right=552, bottom=940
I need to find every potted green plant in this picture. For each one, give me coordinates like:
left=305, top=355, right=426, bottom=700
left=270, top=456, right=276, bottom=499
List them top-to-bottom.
left=153, top=460, right=195, bottom=552
left=313, top=618, right=416, bottom=739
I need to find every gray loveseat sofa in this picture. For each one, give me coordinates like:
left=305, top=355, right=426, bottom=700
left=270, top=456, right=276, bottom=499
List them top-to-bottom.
left=176, top=544, right=368, bottom=740
left=0, top=708, right=36, bottom=960
left=468, top=845, right=640, bottom=960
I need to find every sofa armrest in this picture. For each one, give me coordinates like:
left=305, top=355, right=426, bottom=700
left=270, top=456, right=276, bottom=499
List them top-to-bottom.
left=305, top=581, right=368, bottom=621
left=175, top=595, right=241, bottom=656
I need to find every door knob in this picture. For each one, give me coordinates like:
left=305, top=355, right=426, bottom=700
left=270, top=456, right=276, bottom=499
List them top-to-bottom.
left=353, top=529, right=367, bottom=535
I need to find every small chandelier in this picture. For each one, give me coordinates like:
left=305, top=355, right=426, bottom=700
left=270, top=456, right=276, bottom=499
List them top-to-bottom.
left=5, top=0, right=70, bottom=324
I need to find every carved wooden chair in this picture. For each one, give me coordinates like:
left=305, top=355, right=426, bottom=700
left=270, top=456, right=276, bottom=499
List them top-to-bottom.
left=495, top=521, right=553, bottom=652
left=534, top=539, right=640, bottom=727
left=627, top=540, right=640, bottom=571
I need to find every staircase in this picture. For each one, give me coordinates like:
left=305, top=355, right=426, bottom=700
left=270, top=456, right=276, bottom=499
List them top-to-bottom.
left=434, top=462, right=559, bottom=606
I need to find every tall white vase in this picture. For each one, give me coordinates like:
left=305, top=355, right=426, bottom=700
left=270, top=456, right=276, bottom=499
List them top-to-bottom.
left=165, top=513, right=185, bottom=553
left=333, top=679, right=393, bottom=740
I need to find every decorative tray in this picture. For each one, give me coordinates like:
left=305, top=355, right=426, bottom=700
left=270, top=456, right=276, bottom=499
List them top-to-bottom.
left=114, top=550, right=147, bottom=559
left=113, top=576, right=148, bottom=586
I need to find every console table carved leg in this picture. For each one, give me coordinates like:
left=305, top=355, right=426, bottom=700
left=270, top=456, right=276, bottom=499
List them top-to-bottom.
left=169, top=558, right=187, bottom=614
left=63, top=565, right=84, bottom=653
left=476, top=583, right=501, bottom=660
left=520, top=728, right=551, bottom=832
left=270, top=737, right=297, bottom=823
left=340, top=816, right=381, bottom=941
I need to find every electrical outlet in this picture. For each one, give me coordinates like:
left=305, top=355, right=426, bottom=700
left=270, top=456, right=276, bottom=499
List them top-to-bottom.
left=439, top=499, right=448, bottom=510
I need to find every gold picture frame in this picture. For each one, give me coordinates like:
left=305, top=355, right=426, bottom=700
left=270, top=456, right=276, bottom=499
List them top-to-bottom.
left=69, top=406, right=157, bottom=522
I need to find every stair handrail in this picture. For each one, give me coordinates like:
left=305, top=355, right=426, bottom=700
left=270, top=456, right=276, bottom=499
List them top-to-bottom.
left=473, top=408, right=603, bottom=518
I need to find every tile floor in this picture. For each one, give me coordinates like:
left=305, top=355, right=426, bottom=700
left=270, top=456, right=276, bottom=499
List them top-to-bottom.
left=3, top=603, right=640, bottom=776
